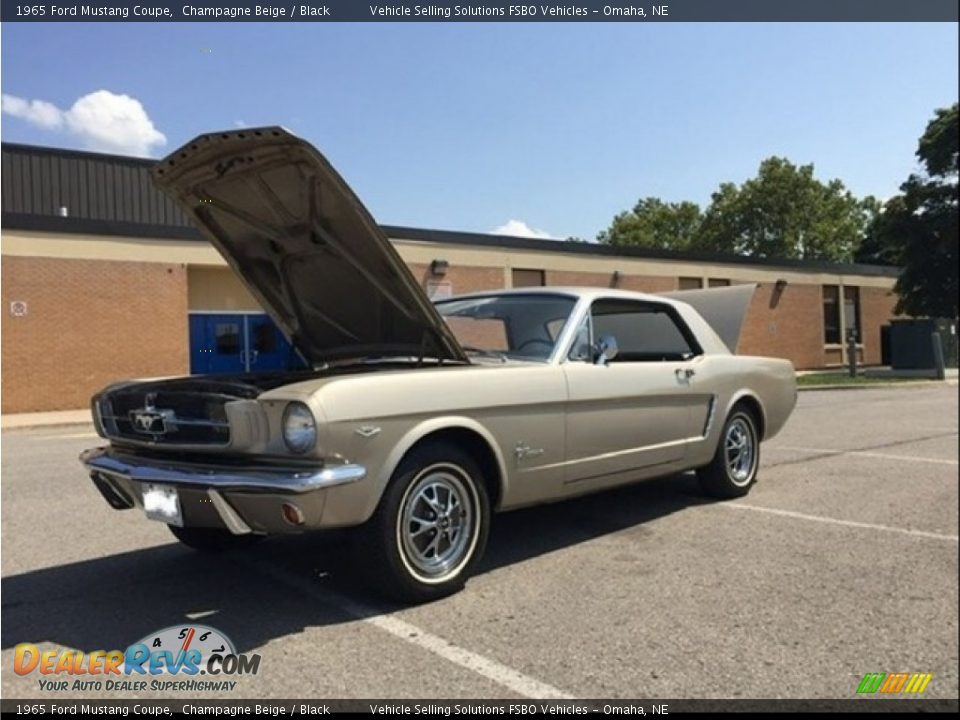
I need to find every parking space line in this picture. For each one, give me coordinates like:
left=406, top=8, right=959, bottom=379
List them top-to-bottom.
left=768, top=445, right=958, bottom=466
left=723, top=503, right=959, bottom=542
left=245, top=560, right=575, bottom=699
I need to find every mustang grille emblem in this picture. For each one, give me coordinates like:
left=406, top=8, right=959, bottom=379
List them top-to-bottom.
left=129, top=395, right=176, bottom=436
left=132, top=411, right=165, bottom=433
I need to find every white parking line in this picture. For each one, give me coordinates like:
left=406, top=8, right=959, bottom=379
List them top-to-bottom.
left=50, top=432, right=100, bottom=440
left=768, top=445, right=958, bottom=466
left=723, top=503, right=959, bottom=542
left=246, top=560, right=575, bottom=699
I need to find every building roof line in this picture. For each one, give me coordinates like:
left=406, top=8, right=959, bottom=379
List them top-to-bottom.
left=1, top=141, right=158, bottom=166
left=2, top=213, right=902, bottom=278
left=382, top=224, right=901, bottom=277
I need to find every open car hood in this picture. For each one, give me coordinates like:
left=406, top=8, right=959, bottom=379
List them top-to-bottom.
left=152, top=127, right=467, bottom=365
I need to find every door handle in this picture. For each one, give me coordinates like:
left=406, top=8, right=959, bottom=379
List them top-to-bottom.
left=676, top=368, right=695, bottom=380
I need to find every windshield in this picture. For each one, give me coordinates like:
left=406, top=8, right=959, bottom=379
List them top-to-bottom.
left=434, top=293, right=577, bottom=361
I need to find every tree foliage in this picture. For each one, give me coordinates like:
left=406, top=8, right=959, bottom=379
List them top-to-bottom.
left=865, top=103, right=958, bottom=318
left=599, top=157, right=877, bottom=263
left=597, top=198, right=703, bottom=251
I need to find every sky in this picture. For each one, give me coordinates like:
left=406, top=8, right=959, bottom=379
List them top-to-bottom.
left=1, top=22, right=957, bottom=240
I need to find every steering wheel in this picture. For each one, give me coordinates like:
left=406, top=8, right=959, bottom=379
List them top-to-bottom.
left=515, top=338, right=554, bottom=356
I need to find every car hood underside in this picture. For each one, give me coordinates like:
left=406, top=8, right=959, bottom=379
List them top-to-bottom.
left=152, top=127, right=467, bottom=366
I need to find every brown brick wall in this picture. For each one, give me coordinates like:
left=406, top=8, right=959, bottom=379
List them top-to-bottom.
left=1, top=256, right=188, bottom=413
left=407, top=263, right=505, bottom=295
left=544, top=270, right=677, bottom=293
left=737, top=282, right=826, bottom=369
left=860, top=285, right=899, bottom=366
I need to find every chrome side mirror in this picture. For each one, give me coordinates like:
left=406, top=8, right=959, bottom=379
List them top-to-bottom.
left=594, top=335, right=618, bottom=366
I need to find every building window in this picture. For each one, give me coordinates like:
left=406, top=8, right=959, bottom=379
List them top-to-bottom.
left=512, top=269, right=545, bottom=288
left=678, top=277, right=703, bottom=290
left=708, top=278, right=731, bottom=287
left=823, top=285, right=840, bottom=344
left=844, top=286, right=862, bottom=343
left=215, top=323, right=241, bottom=355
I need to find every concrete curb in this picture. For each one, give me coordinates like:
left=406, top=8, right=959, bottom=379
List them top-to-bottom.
left=798, top=379, right=957, bottom=392
left=1, top=410, right=93, bottom=430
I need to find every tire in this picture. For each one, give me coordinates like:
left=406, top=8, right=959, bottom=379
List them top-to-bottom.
left=697, top=405, right=761, bottom=499
left=358, top=441, right=491, bottom=603
left=169, top=525, right=263, bottom=552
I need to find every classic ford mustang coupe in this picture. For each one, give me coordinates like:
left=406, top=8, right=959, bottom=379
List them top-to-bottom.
left=81, top=127, right=797, bottom=602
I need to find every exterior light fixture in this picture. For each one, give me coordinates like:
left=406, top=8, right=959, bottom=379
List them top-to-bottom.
left=430, top=259, right=449, bottom=276
left=774, top=278, right=788, bottom=292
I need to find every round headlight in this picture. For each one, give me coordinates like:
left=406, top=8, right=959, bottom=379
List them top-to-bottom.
left=282, top=402, right=316, bottom=454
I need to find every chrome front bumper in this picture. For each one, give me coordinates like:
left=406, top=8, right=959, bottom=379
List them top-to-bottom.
left=80, top=446, right=367, bottom=534
left=80, top=446, right=366, bottom=493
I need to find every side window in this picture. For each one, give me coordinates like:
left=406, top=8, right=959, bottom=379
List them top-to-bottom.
left=591, top=299, right=699, bottom=362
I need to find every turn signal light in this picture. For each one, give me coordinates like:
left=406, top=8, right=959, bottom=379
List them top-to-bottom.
left=281, top=502, right=305, bottom=526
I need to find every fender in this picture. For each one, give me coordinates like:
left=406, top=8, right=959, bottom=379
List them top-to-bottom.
left=370, top=416, right=511, bottom=515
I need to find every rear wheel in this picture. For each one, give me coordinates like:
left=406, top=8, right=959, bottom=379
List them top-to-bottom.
left=697, top=405, right=760, bottom=498
left=359, top=441, right=490, bottom=603
left=168, top=525, right=262, bottom=552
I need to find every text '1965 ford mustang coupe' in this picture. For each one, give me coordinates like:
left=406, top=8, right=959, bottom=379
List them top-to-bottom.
left=81, top=127, right=797, bottom=602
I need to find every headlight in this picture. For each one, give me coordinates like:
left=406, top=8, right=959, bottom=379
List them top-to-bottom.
left=282, top=402, right=316, bottom=454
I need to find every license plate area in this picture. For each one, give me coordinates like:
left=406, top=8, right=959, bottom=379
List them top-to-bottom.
left=142, top=483, right=183, bottom=526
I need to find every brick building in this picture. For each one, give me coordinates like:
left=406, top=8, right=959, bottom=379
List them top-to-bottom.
left=1, top=142, right=901, bottom=413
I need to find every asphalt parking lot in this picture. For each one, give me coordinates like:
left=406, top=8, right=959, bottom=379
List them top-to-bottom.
left=2, top=385, right=957, bottom=701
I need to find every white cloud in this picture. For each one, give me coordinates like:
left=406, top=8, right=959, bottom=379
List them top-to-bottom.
left=2, top=90, right=166, bottom=156
left=1, top=94, right=63, bottom=129
left=491, top=219, right=554, bottom=239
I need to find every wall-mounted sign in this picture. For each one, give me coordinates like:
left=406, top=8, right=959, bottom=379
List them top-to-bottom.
left=426, top=281, right=453, bottom=300
left=10, top=301, right=28, bottom=317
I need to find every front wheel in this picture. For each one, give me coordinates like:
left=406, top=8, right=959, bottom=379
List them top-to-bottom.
left=697, top=406, right=760, bottom=498
left=359, top=442, right=491, bottom=603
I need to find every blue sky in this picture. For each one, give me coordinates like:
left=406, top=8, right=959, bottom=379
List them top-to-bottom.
left=1, top=22, right=957, bottom=240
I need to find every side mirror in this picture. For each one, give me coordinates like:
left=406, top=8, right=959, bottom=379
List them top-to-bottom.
left=594, top=335, right=618, bottom=366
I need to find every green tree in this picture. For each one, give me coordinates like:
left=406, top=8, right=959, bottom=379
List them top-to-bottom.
left=869, top=104, right=958, bottom=318
left=698, top=157, right=871, bottom=261
left=598, top=158, right=875, bottom=262
left=597, top=197, right=703, bottom=250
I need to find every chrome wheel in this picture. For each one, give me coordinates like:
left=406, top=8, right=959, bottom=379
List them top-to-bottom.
left=724, top=416, right=756, bottom=486
left=397, top=464, right=479, bottom=584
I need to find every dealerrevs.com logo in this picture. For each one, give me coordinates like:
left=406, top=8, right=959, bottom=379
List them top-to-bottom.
left=14, top=625, right=261, bottom=693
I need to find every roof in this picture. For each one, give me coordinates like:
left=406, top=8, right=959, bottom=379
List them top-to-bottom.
left=1, top=140, right=900, bottom=278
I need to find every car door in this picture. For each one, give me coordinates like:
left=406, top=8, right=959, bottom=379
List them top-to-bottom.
left=561, top=298, right=711, bottom=493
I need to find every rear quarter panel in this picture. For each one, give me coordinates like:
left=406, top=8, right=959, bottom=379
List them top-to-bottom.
left=685, top=354, right=797, bottom=469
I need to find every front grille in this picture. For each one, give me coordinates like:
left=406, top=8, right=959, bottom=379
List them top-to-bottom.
left=98, top=390, right=232, bottom=446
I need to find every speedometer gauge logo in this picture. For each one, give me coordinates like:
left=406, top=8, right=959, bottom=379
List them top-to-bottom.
left=123, top=624, right=258, bottom=677
left=136, top=624, right=236, bottom=661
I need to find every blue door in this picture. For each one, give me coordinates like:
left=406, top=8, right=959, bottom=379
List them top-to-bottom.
left=189, top=313, right=306, bottom=375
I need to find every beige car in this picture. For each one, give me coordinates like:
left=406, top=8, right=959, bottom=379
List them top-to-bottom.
left=81, top=128, right=797, bottom=602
